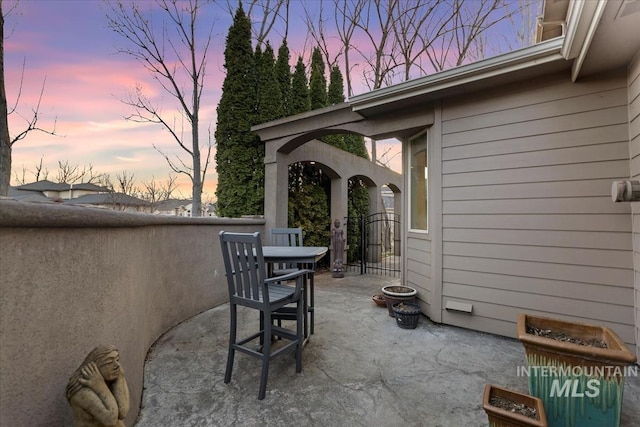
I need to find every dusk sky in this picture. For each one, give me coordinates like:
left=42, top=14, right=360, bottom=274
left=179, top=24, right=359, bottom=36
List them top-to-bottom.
left=5, top=0, right=534, bottom=200
left=6, top=0, right=272, bottom=200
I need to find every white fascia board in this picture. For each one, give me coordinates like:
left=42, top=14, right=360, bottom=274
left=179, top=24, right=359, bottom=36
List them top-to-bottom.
left=561, top=0, right=606, bottom=63
left=561, top=0, right=585, bottom=59
left=571, top=0, right=607, bottom=82
left=350, top=38, right=565, bottom=113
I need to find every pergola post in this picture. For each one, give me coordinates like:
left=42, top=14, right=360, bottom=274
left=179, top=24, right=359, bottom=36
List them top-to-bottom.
left=264, top=151, right=289, bottom=232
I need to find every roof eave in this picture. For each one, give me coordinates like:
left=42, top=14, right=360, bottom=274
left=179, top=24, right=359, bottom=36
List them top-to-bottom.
left=349, top=37, right=566, bottom=114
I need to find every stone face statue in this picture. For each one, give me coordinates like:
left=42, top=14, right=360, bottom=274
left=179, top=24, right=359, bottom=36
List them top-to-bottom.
left=331, top=218, right=345, bottom=278
left=66, top=345, right=130, bottom=427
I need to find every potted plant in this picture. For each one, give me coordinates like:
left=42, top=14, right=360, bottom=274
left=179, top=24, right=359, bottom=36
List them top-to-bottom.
left=381, top=285, right=417, bottom=317
left=371, top=293, right=386, bottom=307
left=392, top=302, right=421, bottom=329
left=516, top=313, right=637, bottom=427
left=483, top=384, right=547, bottom=427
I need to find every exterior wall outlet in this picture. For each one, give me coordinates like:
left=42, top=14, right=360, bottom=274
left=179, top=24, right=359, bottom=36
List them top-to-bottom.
left=612, top=180, right=640, bottom=202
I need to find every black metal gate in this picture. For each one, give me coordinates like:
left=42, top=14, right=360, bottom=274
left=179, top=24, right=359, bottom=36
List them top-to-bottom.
left=345, top=212, right=401, bottom=277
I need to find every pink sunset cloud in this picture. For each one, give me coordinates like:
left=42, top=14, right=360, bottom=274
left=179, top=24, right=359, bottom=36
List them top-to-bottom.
left=10, top=0, right=498, bottom=201
left=3, top=1, right=218, bottom=203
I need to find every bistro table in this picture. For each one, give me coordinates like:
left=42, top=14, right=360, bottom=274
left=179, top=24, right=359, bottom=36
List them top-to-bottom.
left=262, top=246, right=328, bottom=340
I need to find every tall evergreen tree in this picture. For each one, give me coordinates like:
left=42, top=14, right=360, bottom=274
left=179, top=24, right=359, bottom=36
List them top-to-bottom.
left=215, top=6, right=259, bottom=217
left=275, top=40, right=291, bottom=118
left=250, top=42, right=284, bottom=214
left=256, top=42, right=283, bottom=124
left=309, top=47, right=327, bottom=110
left=287, top=55, right=310, bottom=206
left=289, top=56, right=310, bottom=115
left=324, top=65, right=347, bottom=150
left=327, top=65, right=344, bottom=106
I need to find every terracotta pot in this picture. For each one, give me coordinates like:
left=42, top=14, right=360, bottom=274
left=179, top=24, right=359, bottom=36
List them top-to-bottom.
left=381, top=285, right=417, bottom=317
left=371, top=293, right=386, bottom=307
left=516, top=313, right=637, bottom=427
left=483, top=384, right=547, bottom=427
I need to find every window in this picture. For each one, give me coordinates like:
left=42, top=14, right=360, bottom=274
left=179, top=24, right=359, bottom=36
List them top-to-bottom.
left=409, top=132, right=428, bottom=231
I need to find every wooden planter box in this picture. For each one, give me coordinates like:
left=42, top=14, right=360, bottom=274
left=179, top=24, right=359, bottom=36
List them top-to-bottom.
left=516, top=313, right=637, bottom=427
left=483, top=384, right=547, bottom=427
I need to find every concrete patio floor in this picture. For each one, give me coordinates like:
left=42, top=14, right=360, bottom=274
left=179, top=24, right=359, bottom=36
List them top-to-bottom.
left=135, top=271, right=640, bottom=426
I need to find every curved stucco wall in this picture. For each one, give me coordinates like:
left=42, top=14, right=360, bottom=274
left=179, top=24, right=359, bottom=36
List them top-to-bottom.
left=0, top=200, right=265, bottom=426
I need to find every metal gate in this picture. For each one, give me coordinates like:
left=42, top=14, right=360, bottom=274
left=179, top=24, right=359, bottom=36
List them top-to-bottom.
left=345, top=212, right=401, bottom=277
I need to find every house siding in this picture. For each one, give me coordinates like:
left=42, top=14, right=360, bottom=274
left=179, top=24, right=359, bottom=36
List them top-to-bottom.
left=629, top=48, right=640, bottom=358
left=438, top=70, right=635, bottom=348
left=406, top=102, right=443, bottom=321
left=406, top=234, right=432, bottom=315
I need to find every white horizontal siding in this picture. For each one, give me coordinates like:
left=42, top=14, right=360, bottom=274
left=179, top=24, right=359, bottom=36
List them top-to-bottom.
left=629, top=48, right=640, bottom=358
left=442, top=69, right=627, bottom=121
left=440, top=70, right=635, bottom=349
left=442, top=87, right=628, bottom=136
left=443, top=107, right=628, bottom=147
left=443, top=124, right=628, bottom=161
left=443, top=142, right=629, bottom=173
left=443, top=160, right=628, bottom=187
left=443, top=179, right=615, bottom=200
left=443, top=198, right=628, bottom=214
left=444, top=213, right=630, bottom=232
left=443, top=228, right=631, bottom=250
left=406, top=235, right=432, bottom=316
left=443, top=242, right=631, bottom=269
left=443, top=255, right=632, bottom=288
left=443, top=269, right=632, bottom=305
left=443, top=282, right=634, bottom=327
left=441, top=299, right=636, bottom=344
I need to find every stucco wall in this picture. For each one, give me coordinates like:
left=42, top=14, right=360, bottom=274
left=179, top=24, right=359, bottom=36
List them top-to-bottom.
left=629, top=48, right=640, bottom=359
left=0, top=200, right=265, bottom=426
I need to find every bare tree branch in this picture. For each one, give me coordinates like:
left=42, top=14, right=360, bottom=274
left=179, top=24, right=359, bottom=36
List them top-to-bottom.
left=105, top=0, right=214, bottom=216
left=218, top=0, right=289, bottom=46
left=247, top=0, right=289, bottom=46
left=304, top=0, right=343, bottom=69
left=332, top=0, right=366, bottom=97
left=1, top=1, right=58, bottom=196
left=9, top=75, right=58, bottom=145
left=55, top=161, right=104, bottom=184
left=115, top=170, right=138, bottom=195
left=141, top=173, right=178, bottom=208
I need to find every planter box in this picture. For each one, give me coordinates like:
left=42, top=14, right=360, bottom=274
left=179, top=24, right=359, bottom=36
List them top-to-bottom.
left=516, top=313, right=637, bottom=427
left=483, top=384, right=547, bottom=427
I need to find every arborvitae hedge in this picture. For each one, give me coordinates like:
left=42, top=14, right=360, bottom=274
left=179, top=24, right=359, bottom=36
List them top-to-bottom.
left=215, top=5, right=260, bottom=217
left=275, top=40, right=291, bottom=118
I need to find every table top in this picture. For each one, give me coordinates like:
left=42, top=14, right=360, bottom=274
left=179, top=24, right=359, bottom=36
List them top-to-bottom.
left=262, top=246, right=328, bottom=263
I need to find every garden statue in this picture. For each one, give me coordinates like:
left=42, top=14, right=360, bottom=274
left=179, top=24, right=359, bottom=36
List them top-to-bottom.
left=331, top=218, right=345, bottom=278
left=66, top=345, right=130, bottom=427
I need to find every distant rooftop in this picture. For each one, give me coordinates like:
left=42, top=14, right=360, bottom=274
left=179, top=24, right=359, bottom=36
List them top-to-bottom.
left=16, top=180, right=109, bottom=192
left=65, top=193, right=149, bottom=207
left=155, top=199, right=193, bottom=211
